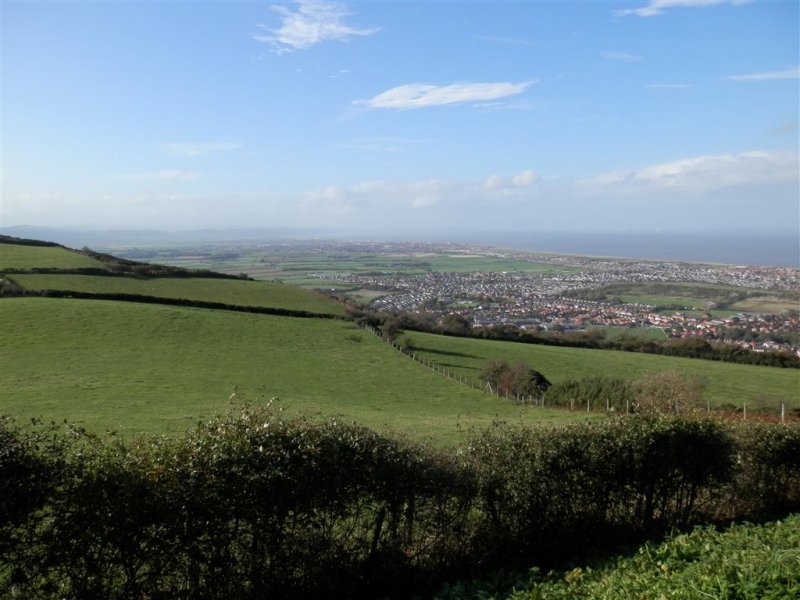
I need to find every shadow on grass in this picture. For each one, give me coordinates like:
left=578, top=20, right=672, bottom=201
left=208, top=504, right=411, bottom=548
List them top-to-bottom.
left=413, top=347, right=480, bottom=359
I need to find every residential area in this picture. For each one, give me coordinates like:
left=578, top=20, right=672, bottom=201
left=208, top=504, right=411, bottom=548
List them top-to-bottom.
left=308, top=244, right=800, bottom=355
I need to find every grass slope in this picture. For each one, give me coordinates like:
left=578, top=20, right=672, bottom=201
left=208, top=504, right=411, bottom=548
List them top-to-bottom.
left=0, top=243, right=107, bottom=270
left=8, top=273, right=344, bottom=316
left=0, top=298, right=592, bottom=443
left=405, top=331, right=800, bottom=411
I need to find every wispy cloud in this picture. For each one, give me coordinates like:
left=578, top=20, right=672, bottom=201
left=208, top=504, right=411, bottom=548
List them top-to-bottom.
left=254, top=0, right=379, bottom=53
left=617, top=0, right=752, bottom=18
left=477, top=34, right=535, bottom=47
left=600, top=51, right=643, bottom=62
left=725, top=67, right=800, bottom=81
left=354, top=81, right=535, bottom=110
left=646, top=83, right=692, bottom=89
left=161, top=142, right=242, bottom=157
left=581, top=150, right=798, bottom=193
left=303, top=168, right=541, bottom=213
left=117, top=170, right=202, bottom=182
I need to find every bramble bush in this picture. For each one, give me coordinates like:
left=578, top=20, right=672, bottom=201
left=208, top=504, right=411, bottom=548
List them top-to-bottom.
left=1, top=408, right=798, bottom=598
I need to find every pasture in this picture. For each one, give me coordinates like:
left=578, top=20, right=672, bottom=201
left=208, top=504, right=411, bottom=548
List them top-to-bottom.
left=0, top=243, right=106, bottom=270
left=116, top=248, right=578, bottom=285
left=7, top=273, right=345, bottom=316
left=0, top=298, right=594, bottom=444
left=404, top=330, right=800, bottom=412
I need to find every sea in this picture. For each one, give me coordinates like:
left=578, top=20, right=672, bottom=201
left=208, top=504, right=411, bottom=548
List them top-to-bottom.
left=452, top=231, right=800, bottom=268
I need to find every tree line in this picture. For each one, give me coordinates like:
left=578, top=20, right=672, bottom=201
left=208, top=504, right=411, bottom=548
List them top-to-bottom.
left=349, top=306, right=800, bottom=369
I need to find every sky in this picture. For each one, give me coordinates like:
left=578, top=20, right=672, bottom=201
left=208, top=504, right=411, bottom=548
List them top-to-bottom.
left=2, top=0, right=799, bottom=236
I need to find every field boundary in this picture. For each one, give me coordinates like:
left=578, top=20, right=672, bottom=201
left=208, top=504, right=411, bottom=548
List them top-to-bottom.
left=0, top=288, right=345, bottom=320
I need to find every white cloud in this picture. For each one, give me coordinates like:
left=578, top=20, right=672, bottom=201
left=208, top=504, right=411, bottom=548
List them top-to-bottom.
left=617, top=0, right=752, bottom=18
left=254, top=1, right=379, bottom=53
left=600, top=51, right=643, bottom=62
left=725, top=67, right=800, bottom=81
left=355, top=81, right=535, bottom=110
left=161, top=142, right=242, bottom=157
left=581, top=150, right=798, bottom=193
left=303, top=169, right=540, bottom=215
left=512, top=169, right=539, bottom=186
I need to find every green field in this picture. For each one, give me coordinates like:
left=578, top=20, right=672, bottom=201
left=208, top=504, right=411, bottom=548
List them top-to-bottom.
left=0, top=243, right=107, bottom=270
left=122, top=248, right=578, bottom=285
left=8, top=273, right=344, bottom=316
left=0, top=298, right=594, bottom=444
left=589, top=326, right=669, bottom=341
left=404, top=330, right=800, bottom=411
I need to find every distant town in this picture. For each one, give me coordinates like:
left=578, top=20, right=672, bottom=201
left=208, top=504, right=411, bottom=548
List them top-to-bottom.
left=113, top=238, right=800, bottom=357
left=296, top=241, right=800, bottom=356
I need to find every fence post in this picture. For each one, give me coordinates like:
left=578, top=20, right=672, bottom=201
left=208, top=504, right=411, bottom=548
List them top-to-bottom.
left=743, top=402, right=747, bottom=421
left=781, top=403, right=785, bottom=423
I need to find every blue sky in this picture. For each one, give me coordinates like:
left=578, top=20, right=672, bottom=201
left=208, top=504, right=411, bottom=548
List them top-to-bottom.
left=3, top=0, right=798, bottom=234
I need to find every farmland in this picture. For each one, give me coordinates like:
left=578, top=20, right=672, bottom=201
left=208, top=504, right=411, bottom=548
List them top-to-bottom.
left=1, top=238, right=797, bottom=441
left=1, top=238, right=798, bottom=600
left=0, top=243, right=107, bottom=270
left=6, top=273, right=344, bottom=316
left=0, top=297, right=594, bottom=443
left=404, top=330, right=800, bottom=413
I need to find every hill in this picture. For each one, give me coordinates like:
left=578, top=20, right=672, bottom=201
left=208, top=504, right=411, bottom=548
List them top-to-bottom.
left=0, top=236, right=344, bottom=316
left=1, top=237, right=797, bottom=443
left=0, top=297, right=589, bottom=443
left=405, top=330, right=800, bottom=413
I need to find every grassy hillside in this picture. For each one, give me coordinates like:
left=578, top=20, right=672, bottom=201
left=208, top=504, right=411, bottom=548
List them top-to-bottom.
left=0, top=242, right=107, bottom=270
left=8, top=273, right=344, bottom=316
left=0, top=298, right=594, bottom=443
left=405, top=330, right=800, bottom=411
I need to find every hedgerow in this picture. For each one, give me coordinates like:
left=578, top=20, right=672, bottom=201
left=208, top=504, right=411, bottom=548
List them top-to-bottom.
left=1, top=409, right=798, bottom=598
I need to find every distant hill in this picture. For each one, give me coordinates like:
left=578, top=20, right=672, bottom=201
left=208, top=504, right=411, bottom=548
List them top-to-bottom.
left=0, top=226, right=335, bottom=248
left=0, top=235, right=344, bottom=316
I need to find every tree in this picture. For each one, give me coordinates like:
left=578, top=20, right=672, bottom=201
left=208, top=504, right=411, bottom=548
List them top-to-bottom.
left=441, top=313, right=472, bottom=336
left=479, top=359, right=551, bottom=398
left=634, top=370, right=707, bottom=414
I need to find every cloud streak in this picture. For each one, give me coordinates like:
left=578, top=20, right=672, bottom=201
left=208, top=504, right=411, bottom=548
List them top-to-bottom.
left=254, top=0, right=379, bottom=53
left=617, top=0, right=751, bottom=18
left=600, top=51, right=643, bottom=62
left=725, top=67, right=800, bottom=81
left=355, top=81, right=535, bottom=110
left=581, top=150, right=798, bottom=193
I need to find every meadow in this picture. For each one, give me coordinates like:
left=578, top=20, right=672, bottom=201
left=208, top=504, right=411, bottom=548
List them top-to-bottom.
left=0, top=243, right=107, bottom=270
left=120, top=248, right=577, bottom=285
left=7, top=273, right=344, bottom=316
left=0, top=298, right=593, bottom=443
left=404, top=330, right=800, bottom=412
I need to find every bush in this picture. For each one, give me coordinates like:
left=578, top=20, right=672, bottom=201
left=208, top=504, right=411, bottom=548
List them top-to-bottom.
left=1, top=408, right=797, bottom=598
